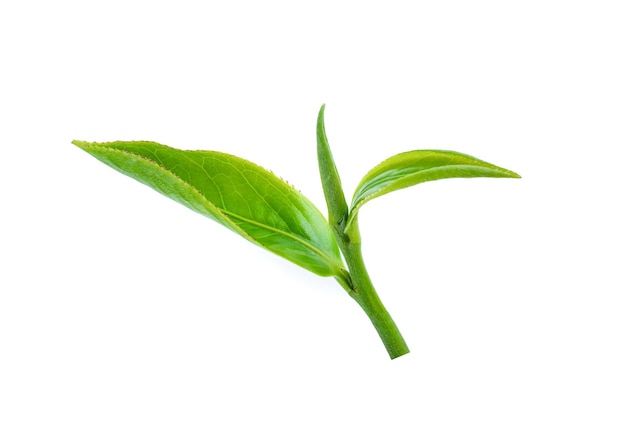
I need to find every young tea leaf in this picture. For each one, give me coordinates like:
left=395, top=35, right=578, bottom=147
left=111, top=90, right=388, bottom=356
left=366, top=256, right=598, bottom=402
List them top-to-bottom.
left=316, top=104, right=348, bottom=230
left=73, top=140, right=345, bottom=277
left=346, top=149, right=521, bottom=231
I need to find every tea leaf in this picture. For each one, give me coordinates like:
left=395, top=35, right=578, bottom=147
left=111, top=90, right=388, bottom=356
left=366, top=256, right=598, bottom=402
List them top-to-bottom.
left=316, top=105, right=348, bottom=230
left=73, top=140, right=345, bottom=277
left=347, top=149, right=520, bottom=231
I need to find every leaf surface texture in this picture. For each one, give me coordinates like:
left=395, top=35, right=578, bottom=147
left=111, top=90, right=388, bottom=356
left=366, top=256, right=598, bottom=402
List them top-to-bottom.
left=74, top=140, right=344, bottom=276
left=348, top=149, right=520, bottom=230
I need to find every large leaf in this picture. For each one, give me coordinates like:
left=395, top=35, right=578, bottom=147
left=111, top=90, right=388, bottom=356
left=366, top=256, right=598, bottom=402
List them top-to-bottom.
left=73, top=140, right=345, bottom=277
left=346, top=149, right=521, bottom=231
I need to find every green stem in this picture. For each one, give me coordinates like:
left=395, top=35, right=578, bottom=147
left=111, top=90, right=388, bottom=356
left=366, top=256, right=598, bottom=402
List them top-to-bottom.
left=316, top=104, right=407, bottom=358
left=335, top=221, right=409, bottom=360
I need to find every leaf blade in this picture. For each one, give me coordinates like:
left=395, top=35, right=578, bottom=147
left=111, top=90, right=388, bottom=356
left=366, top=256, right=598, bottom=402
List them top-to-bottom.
left=73, top=140, right=345, bottom=277
left=347, top=149, right=520, bottom=231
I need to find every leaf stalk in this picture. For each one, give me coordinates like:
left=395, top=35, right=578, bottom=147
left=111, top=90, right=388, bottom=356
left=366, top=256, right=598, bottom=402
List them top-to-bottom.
left=335, top=219, right=410, bottom=359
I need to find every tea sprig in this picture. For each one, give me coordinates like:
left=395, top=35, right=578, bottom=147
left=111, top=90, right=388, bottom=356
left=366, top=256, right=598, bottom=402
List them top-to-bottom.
left=74, top=105, right=519, bottom=359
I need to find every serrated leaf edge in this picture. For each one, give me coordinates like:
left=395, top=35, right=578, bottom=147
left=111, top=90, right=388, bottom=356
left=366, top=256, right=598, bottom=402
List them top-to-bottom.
left=74, top=140, right=344, bottom=276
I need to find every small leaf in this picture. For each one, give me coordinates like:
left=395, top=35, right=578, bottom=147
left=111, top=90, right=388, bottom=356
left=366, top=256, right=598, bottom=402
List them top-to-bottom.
left=316, top=104, right=348, bottom=229
left=73, top=140, right=345, bottom=277
left=346, top=149, right=520, bottom=231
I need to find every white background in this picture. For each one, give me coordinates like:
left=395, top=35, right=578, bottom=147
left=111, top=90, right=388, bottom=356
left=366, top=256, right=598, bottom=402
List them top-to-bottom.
left=1, top=1, right=625, bottom=435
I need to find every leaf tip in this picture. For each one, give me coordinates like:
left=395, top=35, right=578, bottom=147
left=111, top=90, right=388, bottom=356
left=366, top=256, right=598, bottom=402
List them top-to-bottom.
left=318, top=103, right=326, bottom=122
left=72, top=139, right=91, bottom=149
left=507, top=169, right=522, bottom=179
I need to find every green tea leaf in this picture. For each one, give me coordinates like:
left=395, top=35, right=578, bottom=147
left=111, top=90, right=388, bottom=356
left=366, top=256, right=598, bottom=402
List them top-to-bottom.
left=316, top=104, right=348, bottom=230
left=73, top=140, right=345, bottom=277
left=346, top=149, right=521, bottom=231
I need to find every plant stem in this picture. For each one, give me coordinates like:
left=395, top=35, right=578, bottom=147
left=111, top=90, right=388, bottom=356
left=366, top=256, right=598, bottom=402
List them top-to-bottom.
left=317, top=104, right=407, bottom=358
left=335, top=221, right=409, bottom=359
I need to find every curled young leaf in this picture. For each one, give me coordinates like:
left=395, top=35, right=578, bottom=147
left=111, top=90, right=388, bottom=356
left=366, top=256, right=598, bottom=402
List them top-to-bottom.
left=316, top=104, right=348, bottom=230
left=73, top=140, right=345, bottom=277
left=346, top=149, right=521, bottom=232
